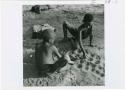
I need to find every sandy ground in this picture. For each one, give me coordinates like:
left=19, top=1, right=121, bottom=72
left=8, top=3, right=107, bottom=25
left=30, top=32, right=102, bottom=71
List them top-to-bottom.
left=23, top=5, right=104, bottom=86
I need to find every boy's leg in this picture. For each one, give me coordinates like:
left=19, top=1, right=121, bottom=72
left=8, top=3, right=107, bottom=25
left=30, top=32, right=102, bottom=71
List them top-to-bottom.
left=63, top=21, right=78, bottom=40
left=63, top=21, right=68, bottom=39
left=70, top=37, right=80, bottom=51
left=52, top=53, right=75, bottom=72
left=50, top=57, right=68, bottom=72
left=55, top=57, right=67, bottom=68
left=54, top=58, right=71, bottom=72
left=38, top=65, right=51, bottom=76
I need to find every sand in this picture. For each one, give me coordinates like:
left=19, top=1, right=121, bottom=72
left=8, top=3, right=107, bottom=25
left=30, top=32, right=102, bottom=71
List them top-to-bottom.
left=23, top=5, right=104, bottom=86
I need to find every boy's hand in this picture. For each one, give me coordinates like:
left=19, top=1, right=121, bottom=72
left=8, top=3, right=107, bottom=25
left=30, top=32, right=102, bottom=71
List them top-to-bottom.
left=53, top=45, right=62, bottom=58
left=64, top=51, right=74, bottom=65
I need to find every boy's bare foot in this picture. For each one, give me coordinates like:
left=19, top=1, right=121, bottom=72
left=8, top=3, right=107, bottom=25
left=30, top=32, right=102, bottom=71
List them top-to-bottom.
left=59, top=63, right=71, bottom=72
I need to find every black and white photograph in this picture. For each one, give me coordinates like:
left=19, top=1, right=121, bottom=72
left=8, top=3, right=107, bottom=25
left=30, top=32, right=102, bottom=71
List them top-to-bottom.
left=2, top=0, right=125, bottom=89
left=23, top=4, right=104, bottom=86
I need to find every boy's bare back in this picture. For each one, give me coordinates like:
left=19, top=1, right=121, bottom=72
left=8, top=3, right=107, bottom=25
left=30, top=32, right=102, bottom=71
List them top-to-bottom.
left=35, top=27, right=62, bottom=68
left=36, top=42, right=60, bottom=65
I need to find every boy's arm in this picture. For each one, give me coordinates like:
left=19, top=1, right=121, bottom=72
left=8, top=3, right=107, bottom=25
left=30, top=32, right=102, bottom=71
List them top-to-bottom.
left=89, top=25, right=93, bottom=46
left=78, top=28, right=87, bottom=58
left=52, top=45, right=62, bottom=58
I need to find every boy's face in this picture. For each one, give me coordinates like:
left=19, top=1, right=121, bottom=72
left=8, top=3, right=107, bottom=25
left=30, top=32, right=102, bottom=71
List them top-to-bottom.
left=82, top=14, right=93, bottom=23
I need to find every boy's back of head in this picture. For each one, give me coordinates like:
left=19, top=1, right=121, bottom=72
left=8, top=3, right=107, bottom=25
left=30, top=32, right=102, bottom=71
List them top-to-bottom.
left=83, top=13, right=93, bottom=23
left=42, top=29, right=56, bottom=43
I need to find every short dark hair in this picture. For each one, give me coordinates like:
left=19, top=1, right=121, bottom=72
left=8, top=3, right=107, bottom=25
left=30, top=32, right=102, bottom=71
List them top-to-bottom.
left=83, top=13, right=93, bottom=22
left=42, top=30, right=56, bottom=42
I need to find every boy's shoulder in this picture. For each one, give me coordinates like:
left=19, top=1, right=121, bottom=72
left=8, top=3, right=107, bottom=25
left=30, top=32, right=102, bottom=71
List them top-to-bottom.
left=79, top=23, right=92, bottom=30
left=81, top=23, right=92, bottom=27
left=49, top=44, right=59, bottom=52
left=51, top=44, right=57, bottom=49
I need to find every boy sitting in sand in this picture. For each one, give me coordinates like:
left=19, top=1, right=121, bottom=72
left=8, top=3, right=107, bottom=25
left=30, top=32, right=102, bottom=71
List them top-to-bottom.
left=63, top=13, right=94, bottom=58
left=35, top=28, right=74, bottom=76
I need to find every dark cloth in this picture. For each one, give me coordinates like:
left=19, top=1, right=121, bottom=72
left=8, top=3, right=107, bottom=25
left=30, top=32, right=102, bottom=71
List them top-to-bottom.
left=37, top=57, right=67, bottom=75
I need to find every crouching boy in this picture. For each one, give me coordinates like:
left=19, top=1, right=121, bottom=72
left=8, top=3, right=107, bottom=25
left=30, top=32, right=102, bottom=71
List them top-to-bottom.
left=63, top=13, right=94, bottom=58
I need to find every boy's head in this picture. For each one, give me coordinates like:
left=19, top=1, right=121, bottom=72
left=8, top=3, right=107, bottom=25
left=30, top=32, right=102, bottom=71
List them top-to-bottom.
left=82, top=13, right=93, bottom=23
left=32, top=24, right=56, bottom=39
left=42, top=29, right=56, bottom=44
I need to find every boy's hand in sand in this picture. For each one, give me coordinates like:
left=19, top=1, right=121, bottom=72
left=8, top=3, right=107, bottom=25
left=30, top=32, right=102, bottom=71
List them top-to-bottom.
left=64, top=51, right=74, bottom=65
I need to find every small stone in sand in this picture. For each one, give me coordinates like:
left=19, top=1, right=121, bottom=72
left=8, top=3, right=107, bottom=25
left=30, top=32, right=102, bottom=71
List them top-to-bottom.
left=30, top=54, right=33, bottom=58
left=95, top=70, right=100, bottom=75
left=100, top=73, right=104, bottom=77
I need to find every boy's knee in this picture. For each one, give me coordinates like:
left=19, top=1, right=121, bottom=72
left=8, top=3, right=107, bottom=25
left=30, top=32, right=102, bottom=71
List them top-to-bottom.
left=63, top=20, right=71, bottom=28
left=90, top=34, right=93, bottom=40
